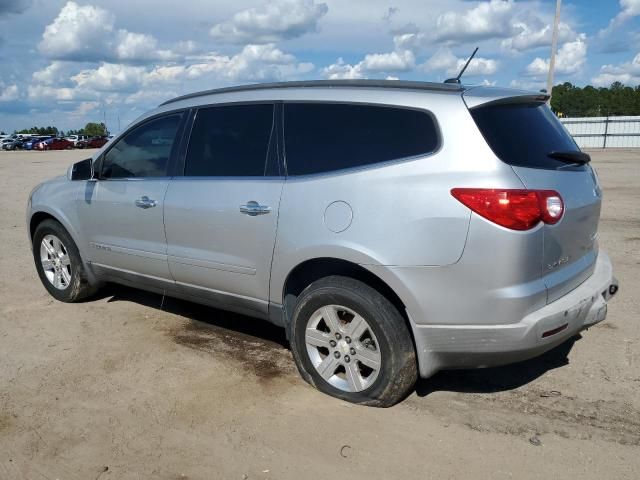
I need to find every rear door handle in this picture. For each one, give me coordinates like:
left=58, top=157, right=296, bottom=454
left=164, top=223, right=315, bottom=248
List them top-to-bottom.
left=135, top=196, right=157, bottom=209
left=240, top=201, right=271, bottom=216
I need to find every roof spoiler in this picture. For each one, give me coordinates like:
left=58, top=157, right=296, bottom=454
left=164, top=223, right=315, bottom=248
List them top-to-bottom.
left=463, top=87, right=550, bottom=109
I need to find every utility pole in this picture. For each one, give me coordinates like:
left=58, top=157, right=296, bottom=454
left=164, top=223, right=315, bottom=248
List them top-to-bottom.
left=546, top=0, right=562, bottom=103
left=103, top=107, right=107, bottom=135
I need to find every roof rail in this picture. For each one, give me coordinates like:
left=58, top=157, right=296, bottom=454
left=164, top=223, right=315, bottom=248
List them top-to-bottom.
left=160, top=79, right=464, bottom=106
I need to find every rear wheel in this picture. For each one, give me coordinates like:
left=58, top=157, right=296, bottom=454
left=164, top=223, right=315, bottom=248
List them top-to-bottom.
left=32, top=219, right=97, bottom=302
left=289, top=276, right=417, bottom=407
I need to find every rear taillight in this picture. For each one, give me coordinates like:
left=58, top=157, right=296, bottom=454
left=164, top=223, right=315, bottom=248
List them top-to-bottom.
left=451, top=188, right=564, bottom=231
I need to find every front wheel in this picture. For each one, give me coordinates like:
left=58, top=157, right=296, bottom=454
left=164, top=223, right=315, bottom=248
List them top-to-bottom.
left=32, top=219, right=98, bottom=302
left=289, top=276, right=417, bottom=407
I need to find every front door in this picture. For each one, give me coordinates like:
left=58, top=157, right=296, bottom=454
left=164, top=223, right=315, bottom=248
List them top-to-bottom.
left=163, top=103, right=282, bottom=317
left=77, top=113, right=183, bottom=286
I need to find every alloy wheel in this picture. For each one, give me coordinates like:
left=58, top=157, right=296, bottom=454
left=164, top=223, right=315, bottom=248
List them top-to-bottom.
left=40, top=234, right=72, bottom=290
left=305, top=305, right=382, bottom=392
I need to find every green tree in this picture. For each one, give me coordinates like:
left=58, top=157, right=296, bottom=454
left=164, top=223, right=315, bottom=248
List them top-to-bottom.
left=551, top=81, right=640, bottom=117
left=83, top=122, right=108, bottom=136
left=16, top=126, right=59, bottom=135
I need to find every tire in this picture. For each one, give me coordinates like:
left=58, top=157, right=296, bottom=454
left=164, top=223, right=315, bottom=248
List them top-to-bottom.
left=32, top=219, right=97, bottom=302
left=289, top=276, right=417, bottom=407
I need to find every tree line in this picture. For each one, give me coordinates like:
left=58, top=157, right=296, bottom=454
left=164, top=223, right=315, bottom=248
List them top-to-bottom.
left=551, top=82, right=640, bottom=118
left=10, top=122, right=108, bottom=137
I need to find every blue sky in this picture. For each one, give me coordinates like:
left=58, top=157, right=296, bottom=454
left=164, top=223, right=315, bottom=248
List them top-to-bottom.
left=0, top=0, right=639, bottom=134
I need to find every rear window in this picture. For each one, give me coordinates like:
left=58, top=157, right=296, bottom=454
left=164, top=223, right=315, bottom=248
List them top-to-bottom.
left=471, top=102, right=581, bottom=170
left=284, top=103, right=439, bottom=175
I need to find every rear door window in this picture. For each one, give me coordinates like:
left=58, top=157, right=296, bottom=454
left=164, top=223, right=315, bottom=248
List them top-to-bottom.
left=470, top=102, right=581, bottom=170
left=284, top=103, right=439, bottom=175
left=184, top=104, right=274, bottom=177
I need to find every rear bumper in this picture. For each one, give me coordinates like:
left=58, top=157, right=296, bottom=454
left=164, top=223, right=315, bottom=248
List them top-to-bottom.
left=413, top=250, right=618, bottom=377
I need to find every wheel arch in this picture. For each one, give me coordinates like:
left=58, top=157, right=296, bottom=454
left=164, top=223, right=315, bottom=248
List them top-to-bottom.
left=29, top=209, right=100, bottom=285
left=29, top=211, right=58, bottom=241
left=280, top=257, right=417, bottom=349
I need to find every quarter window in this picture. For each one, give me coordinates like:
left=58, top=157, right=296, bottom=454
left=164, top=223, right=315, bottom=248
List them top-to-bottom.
left=284, top=103, right=439, bottom=175
left=184, top=104, right=275, bottom=177
left=101, top=114, right=181, bottom=179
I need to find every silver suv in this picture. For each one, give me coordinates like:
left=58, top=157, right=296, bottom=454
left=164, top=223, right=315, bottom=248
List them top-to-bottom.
left=27, top=80, right=618, bottom=406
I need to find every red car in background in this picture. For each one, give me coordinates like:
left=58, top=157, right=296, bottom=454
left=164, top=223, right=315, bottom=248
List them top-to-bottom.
left=76, top=136, right=109, bottom=149
left=34, top=138, right=74, bottom=150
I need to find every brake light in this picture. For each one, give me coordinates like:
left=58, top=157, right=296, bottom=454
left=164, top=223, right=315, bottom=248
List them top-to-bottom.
left=451, top=188, right=564, bottom=231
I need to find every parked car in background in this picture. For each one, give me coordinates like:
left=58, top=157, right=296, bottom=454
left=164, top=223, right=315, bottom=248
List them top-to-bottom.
left=26, top=80, right=619, bottom=406
left=65, top=135, right=88, bottom=146
left=22, top=136, right=51, bottom=150
left=76, top=136, right=109, bottom=149
left=35, top=137, right=74, bottom=151
left=1, top=138, right=25, bottom=150
left=32, top=138, right=49, bottom=150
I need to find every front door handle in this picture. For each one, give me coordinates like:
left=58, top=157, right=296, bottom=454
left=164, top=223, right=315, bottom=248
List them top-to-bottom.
left=135, top=196, right=157, bottom=209
left=240, top=201, right=271, bottom=216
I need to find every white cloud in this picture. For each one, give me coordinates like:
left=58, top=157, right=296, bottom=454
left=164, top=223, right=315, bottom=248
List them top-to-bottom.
left=210, top=0, right=328, bottom=44
left=388, top=0, right=582, bottom=61
left=434, top=0, right=516, bottom=43
left=599, top=0, right=640, bottom=37
left=618, top=0, right=640, bottom=21
left=38, top=1, right=180, bottom=63
left=39, top=2, right=115, bottom=62
left=502, top=21, right=576, bottom=52
left=115, top=31, right=177, bottom=62
left=392, top=31, right=422, bottom=51
left=525, top=34, right=587, bottom=77
left=45, top=44, right=312, bottom=98
left=176, top=44, right=314, bottom=82
left=322, top=49, right=414, bottom=79
left=423, top=49, right=499, bottom=76
left=361, top=50, right=415, bottom=71
left=592, top=52, right=640, bottom=86
left=323, top=58, right=365, bottom=79
left=32, top=62, right=73, bottom=86
left=72, top=63, right=147, bottom=92
left=509, top=79, right=545, bottom=91
left=0, top=84, right=19, bottom=101
left=27, top=85, right=77, bottom=102
left=124, top=89, right=179, bottom=106
left=70, top=101, right=100, bottom=117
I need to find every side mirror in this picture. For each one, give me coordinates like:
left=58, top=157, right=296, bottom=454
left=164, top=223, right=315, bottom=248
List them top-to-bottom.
left=70, top=158, right=94, bottom=181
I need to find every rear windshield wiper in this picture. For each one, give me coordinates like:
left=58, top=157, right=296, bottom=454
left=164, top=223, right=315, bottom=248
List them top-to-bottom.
left=547, top=150, right=591, bottom=164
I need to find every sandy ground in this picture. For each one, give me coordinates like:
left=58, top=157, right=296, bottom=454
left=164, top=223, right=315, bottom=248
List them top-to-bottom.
left=0, top=148, right=639, bottom=480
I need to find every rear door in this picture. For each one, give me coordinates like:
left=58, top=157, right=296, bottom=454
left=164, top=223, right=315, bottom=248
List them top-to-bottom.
left=469, top=99, right=601, bottom=302
left=163, top=103, right=283, bottom=318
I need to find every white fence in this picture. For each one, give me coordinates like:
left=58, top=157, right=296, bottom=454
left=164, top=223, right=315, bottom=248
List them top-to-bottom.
left=560, top=115, right=640, bottom=148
